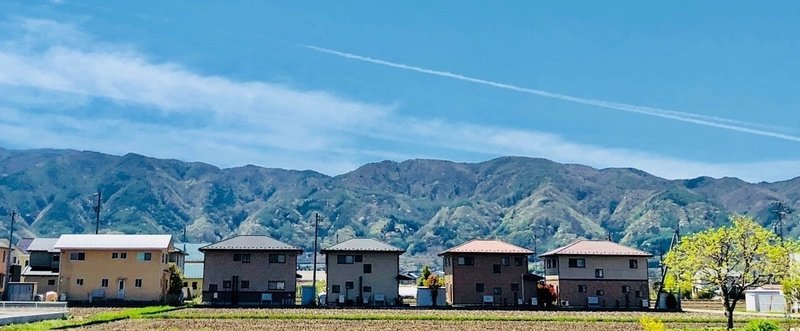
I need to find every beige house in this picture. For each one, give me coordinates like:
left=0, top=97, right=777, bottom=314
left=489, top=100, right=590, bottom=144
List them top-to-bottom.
left=54, top=234, right=176, bottom=303
left=201, top=236, right=302, bottom=306
left=21, top=238, right=60, bottom=296
left=321, top=238, right=406, bottom=306
left=440, top=239, right=536, bottom=306
left=540, top=240, right=651, bottom=309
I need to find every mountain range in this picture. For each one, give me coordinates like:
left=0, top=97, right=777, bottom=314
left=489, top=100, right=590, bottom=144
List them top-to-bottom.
left=0, top=147, right=797, bottom=268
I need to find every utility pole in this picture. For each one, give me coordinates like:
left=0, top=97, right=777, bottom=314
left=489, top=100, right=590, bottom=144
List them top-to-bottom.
left=93, top=189, right=102, bottom=234
left=3, top=211, right=15, bottom=300
left=311, top=213, right=321, bottom=306
left=183, top=224, right=187, bottom=253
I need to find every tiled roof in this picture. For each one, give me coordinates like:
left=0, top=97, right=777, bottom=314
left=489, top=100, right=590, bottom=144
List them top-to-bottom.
left=54, top=234, right=173, bottom=250
left=200, top=235, right=301, bottom=252
left=17, top=238, right=34, bottom=254
left=27, top=238, right=60, bottom=253
left=321, top=238, right=405, bottom=253
left=438, top=240, right=533, bottom=256
left=539, top=240, right=652, bottom=257
left=179, top=243, right=209, bottom=262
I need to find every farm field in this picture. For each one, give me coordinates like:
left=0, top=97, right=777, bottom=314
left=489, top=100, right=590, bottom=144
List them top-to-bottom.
left=71, top=308, right=797, bottom=331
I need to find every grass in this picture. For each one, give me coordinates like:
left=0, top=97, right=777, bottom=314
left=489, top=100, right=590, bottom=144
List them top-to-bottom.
left=1, top=306, right=178, bottom=331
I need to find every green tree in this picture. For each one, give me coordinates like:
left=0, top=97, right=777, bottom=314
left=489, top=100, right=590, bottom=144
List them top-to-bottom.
left=663, top=215, right=790, bottom=330
left=781, top=242, right=800, bottom=314
left=166, top=265, right=184, bottom=305
left=418, top=266, right=432, bottom=286
left=426, top=274, right=443, bottom=307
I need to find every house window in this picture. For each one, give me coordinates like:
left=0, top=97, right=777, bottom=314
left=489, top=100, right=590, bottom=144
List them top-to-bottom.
left=70, top=252, right=86, bottom=261
left=112, top=252, right=128, bottom=259
left=112, top=252, right=119, bottom=259
left=137, top=252, right=152, bottom=261
left=241, top=254, right=251, bottom=263
left=269, top=254, right=286, bottom=263
left=337, top=255, right=354, bottom=264
left=354, top=255, right=363, bottom=263
left=457, top=256, right=474, bottom=266
left=514, top=256, right=525, bottom=266
left=444, top=257, right=451, bottom=266
left=500, top=257, right=510, bottom=266
left=568, top=258, right=585, bottom=268
left=546, top=259, right=552, bottom=268
left=629, top=259, right=638, bottom=269
left=363, top=264, right=372, bottom=273
left=493, top=264, right=501, bottom=273
left=595, top=269, right=604, bottom=278
left=76, top=278, right=84, bottom=286
left=48, top=279, right=56, bottom=286
left=101, top=279, right=109, bottom=287
left=135, top=279, right=143, bottom=288
left=223, top=280, right=232, bottom=289
left=241, top=281, right=250, bottom=289
left=268, top=281, right=285, bottom=291
left=345, top=281, right=354, bottom=290
left=183, top=282, right=188, bottom=287
left=192, top=282, right=198, bottom=290
left=475, top=283, right=484, bottom=292
left=511, top=283, right=520, bottom=292
left=209, top=284, right=218, bottom=291
left=331, top=285, right=341, bottom=293
left=578, top=285, right=587, bottom=293
left=622, top=285, right=630, bottom=293
left=363, top=286, right=372, bottom=293
left=493, top=287, right=502, bottom=295
left=596, top=289, right=604, bottom=296
left=635, top=290, right=642, bottom=298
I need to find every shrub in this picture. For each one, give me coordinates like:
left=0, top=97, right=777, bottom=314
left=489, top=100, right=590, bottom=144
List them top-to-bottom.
left=639, top=316, right=665, bottom=331
left=740, top=320, right=782, bottom=331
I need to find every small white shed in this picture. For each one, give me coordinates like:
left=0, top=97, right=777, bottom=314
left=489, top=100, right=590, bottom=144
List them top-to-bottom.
left=744, top=286, right=786, bottom=313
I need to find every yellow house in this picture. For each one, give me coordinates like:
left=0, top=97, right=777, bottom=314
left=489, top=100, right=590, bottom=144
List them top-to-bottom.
left=54, top=234, right=176, bottom=303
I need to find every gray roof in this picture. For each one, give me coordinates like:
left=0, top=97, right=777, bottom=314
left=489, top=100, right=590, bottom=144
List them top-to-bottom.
left=54, top=234, right=173, bottom=250
left=200, top=235, right=302, bottom=252
left=17, top=238, right=34, bottom=254
left=27, top=238, right=60, bottom=253
left=321, top=238, right=405, bottom=253
left=180, top=243, right=209, bottom=262
left=183, top=262, right=203, bottom=279
left=21, top=266, right=59, bottom=277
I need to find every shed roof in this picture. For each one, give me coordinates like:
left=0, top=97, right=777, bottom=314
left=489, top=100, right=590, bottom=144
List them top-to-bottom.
left=54, top=234, right=173, bottom=250
left=200, top=235, right=301, bottom=252
left=17, top=238, right=34, bottom=254
left=27, top=238, right=60, bottom=253
left=321, top=238, right=405, bottom=253
left=438, top=239, right=533, bottom=256
left=539, top=240, right=652, bottom=257
left=183, top=262, right=204, bottom=279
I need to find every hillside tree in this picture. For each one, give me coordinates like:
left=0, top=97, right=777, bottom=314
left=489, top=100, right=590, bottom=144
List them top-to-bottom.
left=663, top=215, right=789, bottom=330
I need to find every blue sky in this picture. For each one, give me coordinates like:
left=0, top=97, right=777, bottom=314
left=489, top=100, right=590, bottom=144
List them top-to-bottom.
left=0, top=1, right=799, bottom=182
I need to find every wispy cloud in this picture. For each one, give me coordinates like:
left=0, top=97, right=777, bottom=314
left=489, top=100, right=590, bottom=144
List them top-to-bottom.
left=0, top=18, right=798, bottom=182
left=304, top=45, right=800, bottom=143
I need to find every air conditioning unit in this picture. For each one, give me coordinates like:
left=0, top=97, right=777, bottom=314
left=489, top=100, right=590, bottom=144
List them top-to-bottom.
left=560, top=300, right=569, bottom=307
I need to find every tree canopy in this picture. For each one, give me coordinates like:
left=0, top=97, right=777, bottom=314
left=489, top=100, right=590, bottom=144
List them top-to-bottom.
left=663, top=215, right=790, bottom=329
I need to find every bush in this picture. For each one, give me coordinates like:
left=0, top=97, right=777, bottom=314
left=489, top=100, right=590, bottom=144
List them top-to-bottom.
left=639, top=316, right=665, bottom=331
left=740, top=320, right=782, bottom=331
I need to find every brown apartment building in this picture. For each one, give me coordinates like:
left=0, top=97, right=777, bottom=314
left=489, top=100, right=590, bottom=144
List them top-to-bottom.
left=54, top=234, right=177, bottom=303
left=200, top=236, right=302, bottom=306
left=321, top=238, right=407, bottom=306
left=440, top=239, right=537, bottom=306
left=540, top=240, right=651, bottom=309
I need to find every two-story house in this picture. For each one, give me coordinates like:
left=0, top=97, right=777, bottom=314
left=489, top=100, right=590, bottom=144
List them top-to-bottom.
left=54, top=234, right=176, bottom=303
left=200, top=236, right=302, bottom=306
left=21, top=238, right=60, bottom=295
left=321, top=238, right=406, bottom=306
left=439, top=239, right=536, bottom=306
left=539, top=240, right=651, bottom=309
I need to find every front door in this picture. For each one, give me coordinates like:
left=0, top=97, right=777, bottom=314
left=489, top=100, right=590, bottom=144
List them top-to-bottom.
left=117, top=279, right=126, bottom=300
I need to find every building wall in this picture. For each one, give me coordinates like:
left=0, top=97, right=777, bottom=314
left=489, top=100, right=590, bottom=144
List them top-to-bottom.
left=59, top=249, right=169, bottom=302
left=202, top=250, right=298, bottom=305
left=325, top=251, right=400, bottom=305
left=443, top=253, right=530, bottom=305
left=543, top=255, right=648, bottom=280
left=22, top=275, right=58, bottom=295
left=556, top=279, right=649, bottom=309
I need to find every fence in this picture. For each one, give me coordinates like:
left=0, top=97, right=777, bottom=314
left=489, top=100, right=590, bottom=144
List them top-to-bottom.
left=0, top=301, right=68, bottom=313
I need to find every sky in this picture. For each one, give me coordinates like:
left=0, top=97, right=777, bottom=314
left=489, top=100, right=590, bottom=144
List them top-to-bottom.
left=0, top=1, right=799, bottom=182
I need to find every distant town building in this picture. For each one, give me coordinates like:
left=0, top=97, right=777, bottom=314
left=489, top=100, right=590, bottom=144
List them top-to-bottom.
left=540, top=240, right=651, bottom=309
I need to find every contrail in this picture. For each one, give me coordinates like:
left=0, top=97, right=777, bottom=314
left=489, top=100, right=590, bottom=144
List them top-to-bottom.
left=304, top=45, right=800, bottom=143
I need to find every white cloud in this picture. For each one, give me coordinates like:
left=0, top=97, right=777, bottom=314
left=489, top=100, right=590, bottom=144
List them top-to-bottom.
left=0, top=18, right=798, bottom=182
